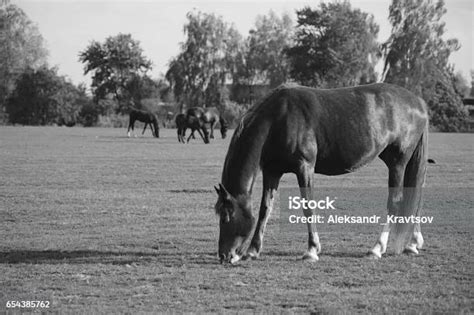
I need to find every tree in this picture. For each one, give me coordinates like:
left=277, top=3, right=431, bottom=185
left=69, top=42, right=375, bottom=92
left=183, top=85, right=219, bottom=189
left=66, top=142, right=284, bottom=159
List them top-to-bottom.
left=382, top=0, right=466, bottom=131
left=287, top=1, right=379, bottom=87
left=0, top=3, right=48, bottom=121
left=166, top=11, right=242, bottom=110
left=235, top=11, right=294, bottom=89
left=79, top=33, right=152, bottom=113
left=6, top=66, right=92, bottom=126
left=428, top=70, right=468, bottom=132
left=470, top=70, right=474, bottom=97
left=452, top=71, right=470, bottom=98
left=126, top=74, right=161, bottom=105
left=54, top=82, right=92, bottom=126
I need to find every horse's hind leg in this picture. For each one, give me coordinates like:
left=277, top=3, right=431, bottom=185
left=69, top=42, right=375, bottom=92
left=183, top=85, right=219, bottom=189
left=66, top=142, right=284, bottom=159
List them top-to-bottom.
left=127, top=119, right=135, bottom=137
left=177, top=128, right=182, bottom=143
left=296, top=161, right=320, bottom=262
left=368, top=161, right=406, bottom=259
left=245, top=170, right=282, bottom=260
left=405, top=223, right=424, bottom=254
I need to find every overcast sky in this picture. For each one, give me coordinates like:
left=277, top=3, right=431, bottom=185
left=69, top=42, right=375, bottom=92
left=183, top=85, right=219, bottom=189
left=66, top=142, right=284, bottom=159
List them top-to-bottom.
left=14, top=0, right=474, bottom=86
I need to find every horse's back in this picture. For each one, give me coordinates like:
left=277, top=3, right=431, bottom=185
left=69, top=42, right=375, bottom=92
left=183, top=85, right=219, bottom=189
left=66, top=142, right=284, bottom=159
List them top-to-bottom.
left=255, top=83, right=428, bottom=175
left=186, top=106, right=221, bottom=123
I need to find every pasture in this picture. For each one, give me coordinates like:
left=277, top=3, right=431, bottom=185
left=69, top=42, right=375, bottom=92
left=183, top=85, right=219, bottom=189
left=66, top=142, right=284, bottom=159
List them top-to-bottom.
left=0, top=126, right=472, bottom=313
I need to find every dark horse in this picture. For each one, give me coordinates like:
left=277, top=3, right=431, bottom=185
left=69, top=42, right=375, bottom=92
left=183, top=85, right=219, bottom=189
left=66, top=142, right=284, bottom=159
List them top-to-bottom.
left=214, top=83, right=428, bottom=264
left=186, top=107, right=228, bottom=141
left=127, top=109, right=160, bottom=138
left=175, top=113, right=209, bottom=143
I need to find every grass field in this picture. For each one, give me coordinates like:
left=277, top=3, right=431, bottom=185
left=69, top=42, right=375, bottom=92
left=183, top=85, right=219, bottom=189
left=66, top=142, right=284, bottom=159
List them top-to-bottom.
left=0, top=126, right=472, bottom=313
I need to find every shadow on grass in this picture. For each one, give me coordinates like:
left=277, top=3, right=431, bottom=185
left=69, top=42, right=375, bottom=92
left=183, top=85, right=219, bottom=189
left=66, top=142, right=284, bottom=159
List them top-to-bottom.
left=96, top=136, right=158, bottom=141
left=168, top=189, right=212, bottom=194
left=0, top=250, right=219, bottom=265
left=321, top=251, right=368, bottom=258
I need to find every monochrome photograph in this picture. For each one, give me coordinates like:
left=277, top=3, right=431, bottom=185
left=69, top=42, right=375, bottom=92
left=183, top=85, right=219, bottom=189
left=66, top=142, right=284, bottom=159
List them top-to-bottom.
left=0, top=0, right=472, bottom=313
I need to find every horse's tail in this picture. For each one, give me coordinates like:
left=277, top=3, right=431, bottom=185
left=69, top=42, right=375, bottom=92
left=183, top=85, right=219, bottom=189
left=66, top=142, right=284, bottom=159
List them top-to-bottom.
left=393, top=124, right=428, bottom=254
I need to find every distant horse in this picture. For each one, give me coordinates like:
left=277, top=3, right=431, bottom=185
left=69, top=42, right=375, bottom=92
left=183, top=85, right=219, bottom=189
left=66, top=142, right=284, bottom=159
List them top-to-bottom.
left=214, top=83, right=428, bottom=264
left=186, top=107, right=228, bottom=140
left=127, top=109, right=160, bottom=138
left=175, top=113, right=209, bottom=143
left=175, top=113, right=187, bottom=143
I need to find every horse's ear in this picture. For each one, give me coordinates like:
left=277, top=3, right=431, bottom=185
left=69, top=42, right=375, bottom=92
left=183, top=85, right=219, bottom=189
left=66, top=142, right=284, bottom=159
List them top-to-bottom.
left=218, top=183, right=232, bottom=201
left=214, top=185, right=220, bottom=196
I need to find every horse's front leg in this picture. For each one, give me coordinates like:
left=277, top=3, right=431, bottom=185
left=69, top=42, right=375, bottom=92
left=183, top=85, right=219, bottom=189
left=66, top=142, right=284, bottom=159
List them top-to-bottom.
left=210, top=122, right=215, bottom=139
left=142, top=123, right=148, bottom=135
left=198, top=126, right=210, bottom=144
left=177, top=128, right=182, bottom=143
left=186, top=128, right=196, bottom=143
left=193, top=128, right=209, bottom=144
left=296, top=161, right=320, bottom=262
left=245, top=170, right=282, bottom=260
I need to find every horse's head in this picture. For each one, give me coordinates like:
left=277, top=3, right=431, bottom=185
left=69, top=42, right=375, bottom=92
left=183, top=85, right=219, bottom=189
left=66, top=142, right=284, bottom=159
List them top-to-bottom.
left=214, top=183, right=254, bottom=264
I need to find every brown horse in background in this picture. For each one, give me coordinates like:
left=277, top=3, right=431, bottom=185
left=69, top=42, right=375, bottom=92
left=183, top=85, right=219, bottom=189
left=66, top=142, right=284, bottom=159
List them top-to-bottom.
left=214, top=83, right=428, bottom=264
left=186, top=107, right=228, bottom=141
left=127, top=108, right=160, bottom=138
left=175, top=113, right=208, bottom=143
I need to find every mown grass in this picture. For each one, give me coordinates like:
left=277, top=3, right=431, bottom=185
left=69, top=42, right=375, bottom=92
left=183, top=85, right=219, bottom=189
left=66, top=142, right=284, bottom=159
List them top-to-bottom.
left=0, top=126, right=472, bottom=313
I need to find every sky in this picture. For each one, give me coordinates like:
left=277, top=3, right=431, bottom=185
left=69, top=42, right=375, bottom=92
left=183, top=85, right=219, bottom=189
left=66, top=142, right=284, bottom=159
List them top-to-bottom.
left=13, top=0, right=474, bottom=87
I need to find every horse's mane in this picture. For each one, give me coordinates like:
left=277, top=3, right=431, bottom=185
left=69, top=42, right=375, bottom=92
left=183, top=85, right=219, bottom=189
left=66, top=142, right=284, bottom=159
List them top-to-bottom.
left=233, top=84, right=292, bottom=139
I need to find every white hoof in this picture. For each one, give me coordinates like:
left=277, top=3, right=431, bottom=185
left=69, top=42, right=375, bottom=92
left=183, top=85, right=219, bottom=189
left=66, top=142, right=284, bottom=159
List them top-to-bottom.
left=414, top=232, right=424, bottom=249
left=404, top=244, right=419, bottom=255
left=244, top=248, right=259, bottom=260
left=366, top=250, right=382, bottom=259
left=302, top=251, right=319, bottom=262
left=230, top=254, right=241, bottom=264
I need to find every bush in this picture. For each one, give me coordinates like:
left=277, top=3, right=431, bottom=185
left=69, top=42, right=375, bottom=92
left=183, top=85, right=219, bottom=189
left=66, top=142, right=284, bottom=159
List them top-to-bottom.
left=426, top=80, right=468, bottom=132
left=220, top=101, right=250, bottom=128
left=78, top=103, right=100, bottom=127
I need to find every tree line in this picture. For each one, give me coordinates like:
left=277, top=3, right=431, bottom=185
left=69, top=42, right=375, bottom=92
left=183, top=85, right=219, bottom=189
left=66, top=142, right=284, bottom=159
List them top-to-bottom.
left=1, top=0, right=471, bottom=131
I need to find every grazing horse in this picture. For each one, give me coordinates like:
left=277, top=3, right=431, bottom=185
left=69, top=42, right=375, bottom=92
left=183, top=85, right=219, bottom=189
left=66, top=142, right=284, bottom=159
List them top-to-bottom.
left=214, top=83, right=428, bottom=264
left=186, top=107, right=228, bottom=140
left=127, top=109, right=160, bottom=138
left=175, top=113, right=208, bottom=143
left=175, top=113, right=187, bottom=143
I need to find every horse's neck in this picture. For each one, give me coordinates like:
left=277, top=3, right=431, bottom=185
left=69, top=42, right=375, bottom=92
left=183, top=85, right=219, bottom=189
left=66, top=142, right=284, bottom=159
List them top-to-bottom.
left=221, top=116, right=270, bottom=197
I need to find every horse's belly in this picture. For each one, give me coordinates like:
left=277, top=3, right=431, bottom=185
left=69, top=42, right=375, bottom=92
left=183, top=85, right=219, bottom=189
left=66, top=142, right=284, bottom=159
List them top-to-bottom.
left=314, top=144, right=384, bottom=176
left=314, top=158, right=354, bottom=175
